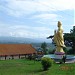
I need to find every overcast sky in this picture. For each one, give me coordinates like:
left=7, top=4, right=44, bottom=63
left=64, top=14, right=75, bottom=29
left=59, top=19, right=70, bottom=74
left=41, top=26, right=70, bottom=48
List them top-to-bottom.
left=0, top=0, right=74, bottom=39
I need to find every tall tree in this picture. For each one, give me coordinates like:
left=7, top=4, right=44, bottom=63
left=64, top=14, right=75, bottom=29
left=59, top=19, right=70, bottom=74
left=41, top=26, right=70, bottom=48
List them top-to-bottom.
left=64, top=26, right=75, bottom=54
left=41, top=42, right=47, bottom=54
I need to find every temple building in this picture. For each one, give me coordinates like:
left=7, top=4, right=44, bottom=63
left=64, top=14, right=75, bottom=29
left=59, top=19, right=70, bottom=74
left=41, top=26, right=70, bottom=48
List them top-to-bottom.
left=0, top=44, right=36, bottom=60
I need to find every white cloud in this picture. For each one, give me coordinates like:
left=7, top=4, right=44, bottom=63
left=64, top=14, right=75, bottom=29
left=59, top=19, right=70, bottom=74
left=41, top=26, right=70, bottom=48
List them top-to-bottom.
left=0, top=0, right=74, bottom=17
left=0, top=0, right=74, bottom=38
left=39, top=0, right=74, bottom=10
left=31, top=13, right=63, bottom=25
left=31, top=14, right=58, bottom=19
left=0, top=22, right=53, bottom=38
left=72, top=24, right=75, bottom=26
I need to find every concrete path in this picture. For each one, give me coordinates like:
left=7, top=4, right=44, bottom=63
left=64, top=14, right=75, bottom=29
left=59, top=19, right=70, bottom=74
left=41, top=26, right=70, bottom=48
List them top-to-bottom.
left=56, top=59, right=75, bottom=63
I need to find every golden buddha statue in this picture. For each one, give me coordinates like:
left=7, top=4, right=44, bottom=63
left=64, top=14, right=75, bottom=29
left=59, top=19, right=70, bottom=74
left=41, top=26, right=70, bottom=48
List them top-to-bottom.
left=54, top=21, right=65, bottom=54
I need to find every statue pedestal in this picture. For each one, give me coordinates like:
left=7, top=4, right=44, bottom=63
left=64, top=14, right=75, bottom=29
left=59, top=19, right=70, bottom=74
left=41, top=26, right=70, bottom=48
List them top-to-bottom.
left=54, top=52, right=65, bottom=59
left=54, top=54, right=64, bottom=59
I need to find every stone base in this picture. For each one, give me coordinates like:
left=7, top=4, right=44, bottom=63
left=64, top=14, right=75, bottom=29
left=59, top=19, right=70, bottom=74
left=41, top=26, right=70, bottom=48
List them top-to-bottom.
left=54, top=52, right=65, bottom=59
left=55, top=52, right=65, bottom=55
left=54, top=54, right=64, bottom=59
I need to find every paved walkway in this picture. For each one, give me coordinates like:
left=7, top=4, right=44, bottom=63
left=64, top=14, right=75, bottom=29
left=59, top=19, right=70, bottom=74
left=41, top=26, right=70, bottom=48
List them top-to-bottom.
left=56, top=59, right=75, bottom=63
left=65, top=61, right=75, bottom=63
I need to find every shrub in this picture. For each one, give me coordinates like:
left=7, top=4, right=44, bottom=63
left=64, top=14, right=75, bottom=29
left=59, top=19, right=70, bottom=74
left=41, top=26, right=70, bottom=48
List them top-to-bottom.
left=41, top=57, right=54, bottom=71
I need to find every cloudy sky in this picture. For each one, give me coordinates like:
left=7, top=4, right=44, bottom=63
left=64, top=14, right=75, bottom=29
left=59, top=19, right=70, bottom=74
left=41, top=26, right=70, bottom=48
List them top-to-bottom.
left=0, top=0, right=74, bottom=39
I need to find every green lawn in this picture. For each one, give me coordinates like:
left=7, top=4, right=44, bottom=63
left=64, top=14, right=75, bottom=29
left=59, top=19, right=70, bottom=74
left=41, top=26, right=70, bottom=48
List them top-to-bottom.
left=0, top=59, right=75, bottom=75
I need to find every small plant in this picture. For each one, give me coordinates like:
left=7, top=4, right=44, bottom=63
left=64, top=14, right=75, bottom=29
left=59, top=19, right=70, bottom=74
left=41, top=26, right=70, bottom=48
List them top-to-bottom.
left=41, top=57, right=54, bottom=71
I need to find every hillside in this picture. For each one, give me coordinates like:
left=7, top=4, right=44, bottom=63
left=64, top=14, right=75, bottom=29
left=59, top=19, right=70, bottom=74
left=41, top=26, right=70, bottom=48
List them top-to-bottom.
left=0, top=36, right=51, bottom=44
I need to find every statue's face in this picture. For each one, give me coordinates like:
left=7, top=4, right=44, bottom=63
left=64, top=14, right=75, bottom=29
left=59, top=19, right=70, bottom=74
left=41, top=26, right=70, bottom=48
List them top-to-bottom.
left=57, top=21, right=62, bottom=27
left=58, top=24, right=61, bottom=27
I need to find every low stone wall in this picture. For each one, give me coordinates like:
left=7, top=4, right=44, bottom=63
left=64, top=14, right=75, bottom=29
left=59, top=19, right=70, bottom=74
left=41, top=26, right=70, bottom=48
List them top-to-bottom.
left=0, top=54, right=30, bottom=60
left=0, top=57, right=5, bottom=60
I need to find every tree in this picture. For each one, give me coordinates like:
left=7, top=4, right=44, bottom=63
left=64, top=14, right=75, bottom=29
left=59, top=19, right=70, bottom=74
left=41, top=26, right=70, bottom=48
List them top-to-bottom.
left=64, top=26, right=75, bottom=54
left=41, top=42, right=47, bottom=54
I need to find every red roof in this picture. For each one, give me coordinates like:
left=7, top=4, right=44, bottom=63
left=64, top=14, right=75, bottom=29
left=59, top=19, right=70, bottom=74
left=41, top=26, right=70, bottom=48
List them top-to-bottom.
left=0, top=44, right=36, bottom=56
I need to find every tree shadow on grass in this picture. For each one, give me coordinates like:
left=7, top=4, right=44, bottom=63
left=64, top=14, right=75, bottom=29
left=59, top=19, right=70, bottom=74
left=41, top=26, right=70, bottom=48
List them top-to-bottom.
left=33, top=68, right=48, bottom=75
left=36, top=70, right=48, bottom=75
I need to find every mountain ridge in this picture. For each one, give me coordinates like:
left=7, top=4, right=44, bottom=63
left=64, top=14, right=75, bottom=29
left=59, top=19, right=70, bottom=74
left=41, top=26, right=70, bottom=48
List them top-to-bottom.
left=0, top=36, right=51, bottom=44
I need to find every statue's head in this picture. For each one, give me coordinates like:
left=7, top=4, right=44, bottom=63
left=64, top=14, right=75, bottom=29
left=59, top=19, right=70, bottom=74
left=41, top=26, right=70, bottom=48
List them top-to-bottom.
left=57, top=21, right=62, bottom=27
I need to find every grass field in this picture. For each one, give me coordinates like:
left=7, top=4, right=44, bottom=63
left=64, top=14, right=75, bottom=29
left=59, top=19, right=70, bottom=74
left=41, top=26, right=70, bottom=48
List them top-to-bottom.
left=0, top=59, right=75, bottom=75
